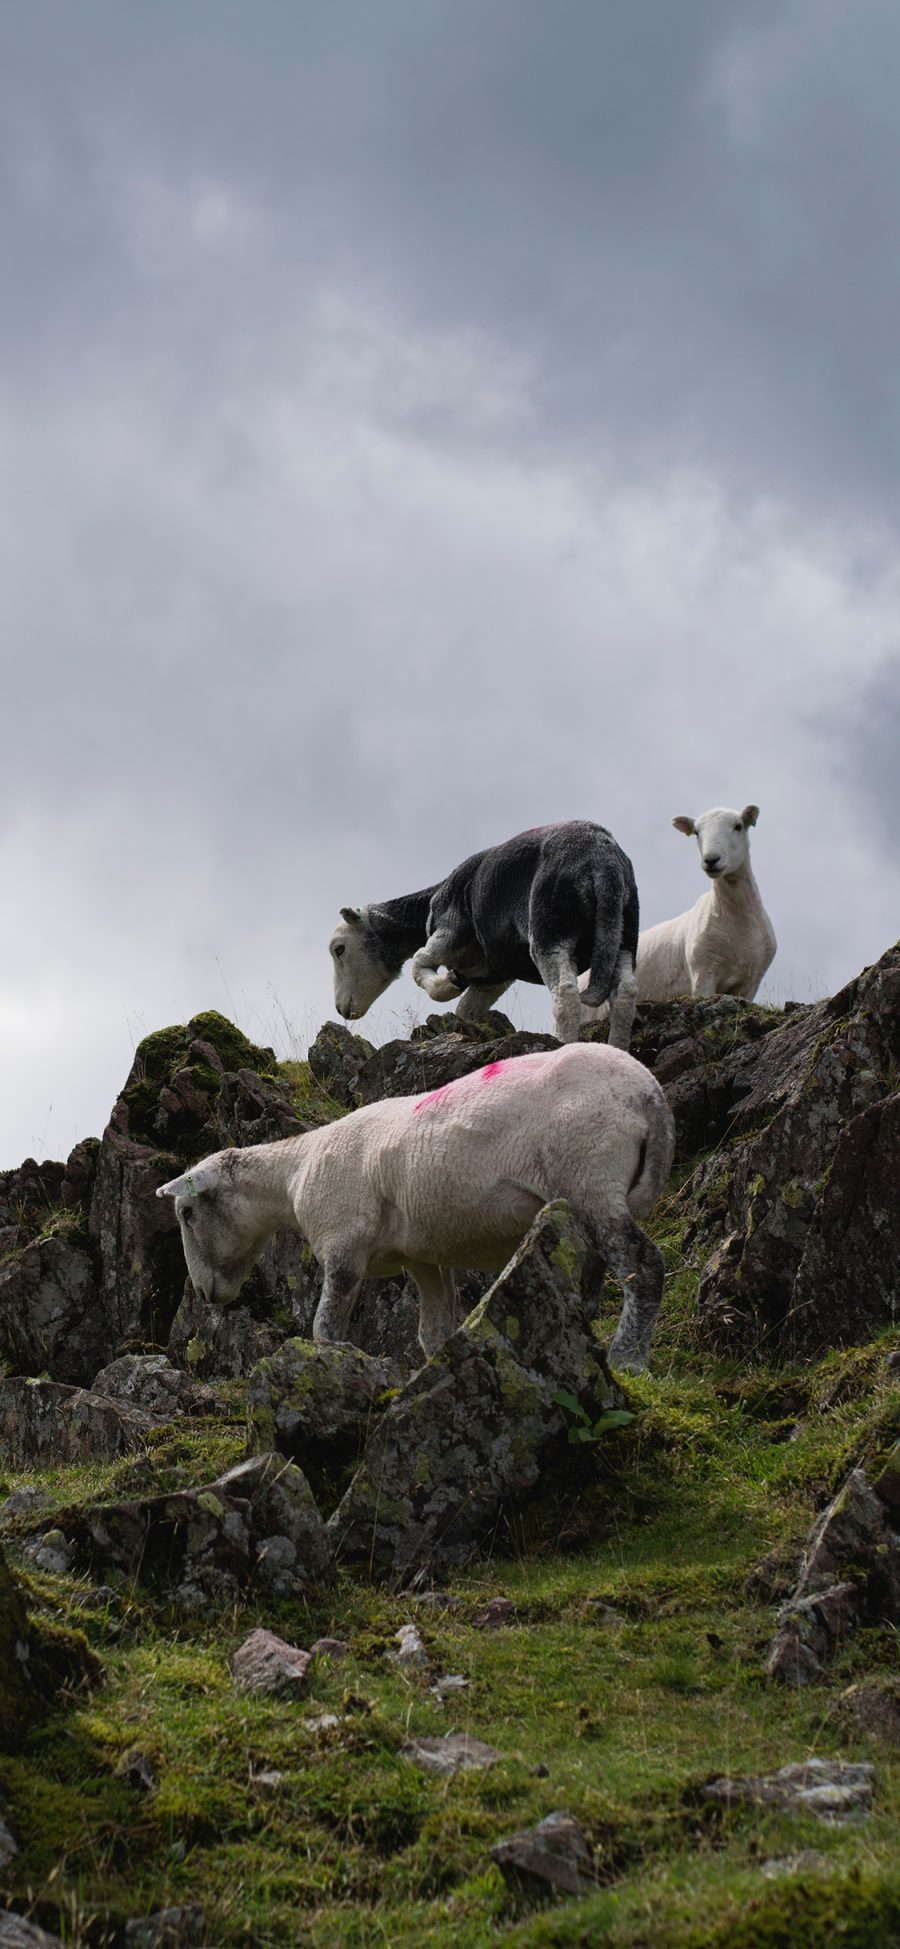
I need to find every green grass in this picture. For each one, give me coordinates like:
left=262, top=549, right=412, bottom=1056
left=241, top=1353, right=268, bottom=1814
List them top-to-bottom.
left=2, top=1207, right=899, bottom=1947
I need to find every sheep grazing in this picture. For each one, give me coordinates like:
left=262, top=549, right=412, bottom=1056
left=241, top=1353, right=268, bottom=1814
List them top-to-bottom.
left=582, top=804, right=776, bottom=1014
left=329, top=820, right=640, bottom=1048
left=157, top=1043, right=675, bottom=1373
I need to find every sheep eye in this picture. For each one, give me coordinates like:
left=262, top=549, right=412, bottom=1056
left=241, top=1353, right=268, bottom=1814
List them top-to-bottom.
left=733, top=822, right=742, bottom=832
left=333, top=943, right=345, bottom=959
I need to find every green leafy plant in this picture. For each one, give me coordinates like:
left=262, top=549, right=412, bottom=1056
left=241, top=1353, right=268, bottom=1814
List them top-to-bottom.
left=553, top=1388, right=636, bottom=1443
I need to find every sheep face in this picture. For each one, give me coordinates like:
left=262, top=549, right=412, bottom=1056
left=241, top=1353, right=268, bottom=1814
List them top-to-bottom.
left=673, top=805, right=759, bottom=882
left=330, top=907, right=398, bottom=1019
left=156, top=1156, right=267, bottom=1307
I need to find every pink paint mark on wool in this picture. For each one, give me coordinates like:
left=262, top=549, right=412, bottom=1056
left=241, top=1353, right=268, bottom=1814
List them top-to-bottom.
left=480, top=1061, right=506, bottom=1081
left=413, top=1083, right=454, bottom=1115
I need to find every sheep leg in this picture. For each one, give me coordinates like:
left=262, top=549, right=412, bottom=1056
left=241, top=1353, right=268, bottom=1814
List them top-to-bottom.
left=411, top=930, right=465, bottom=1002
left=530, top=944, right=582, bottom=1043
left=607, top=948, right=638, bottom=1051
left=454, top=979, right=512, bottom=1023
left=599, top=1214, right=665, bottom=1373
left=313, top=1251, right=368, bottom=1346
left=407, top=1261, right=461, bottom=1360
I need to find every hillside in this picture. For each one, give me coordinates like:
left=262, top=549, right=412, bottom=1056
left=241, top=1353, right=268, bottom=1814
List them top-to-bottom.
left=0, top=950, right=898, bottom=1948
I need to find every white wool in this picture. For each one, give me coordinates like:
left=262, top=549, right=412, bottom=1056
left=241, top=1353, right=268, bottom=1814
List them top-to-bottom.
left=582, top=804, right=776, bottom=1013
left=158, top=1042, right=675, bottom=1374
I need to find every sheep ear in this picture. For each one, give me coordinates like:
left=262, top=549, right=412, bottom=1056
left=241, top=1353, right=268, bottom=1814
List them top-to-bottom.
left=740, top=804, right=759, bottom=828
left=672, top=816, right=695, bottom=836
left=340, top=907, right=362, bottom=926
left=156, top=1162, right=221, bottom=1201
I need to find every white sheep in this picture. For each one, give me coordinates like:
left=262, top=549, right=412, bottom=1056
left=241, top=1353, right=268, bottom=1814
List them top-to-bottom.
left=581, top=804, right=776, bottom=1014
left=157, top=1043, right=675, bottom=1373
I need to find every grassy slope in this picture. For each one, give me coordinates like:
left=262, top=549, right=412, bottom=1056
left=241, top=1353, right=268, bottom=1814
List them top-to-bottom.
left=1, top=1164, right=899, bottom=1945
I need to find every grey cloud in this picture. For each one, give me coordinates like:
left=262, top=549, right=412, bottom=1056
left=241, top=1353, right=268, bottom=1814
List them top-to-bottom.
left=2, top=2, right=900, bottom=514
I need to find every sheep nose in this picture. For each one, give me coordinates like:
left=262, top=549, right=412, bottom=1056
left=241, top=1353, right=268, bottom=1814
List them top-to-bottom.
left=703, top=855, right=721, bottom=869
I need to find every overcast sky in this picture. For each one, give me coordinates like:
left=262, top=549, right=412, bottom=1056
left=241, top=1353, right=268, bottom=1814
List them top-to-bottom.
left=2, top=0, right=899, bottom=1167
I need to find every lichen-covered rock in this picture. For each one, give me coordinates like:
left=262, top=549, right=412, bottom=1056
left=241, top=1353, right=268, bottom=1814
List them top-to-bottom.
left=694, top=943, right=900, bottom=1354
left=587, top=994, right=786, bottom=1158
left=85, top=1013, right=312, bottom=1377
left=306, top=1020, right=374, bottom=1108
left=353, top=1024, right=558, bottom=1107
left=786, top=1092, right=900, bottom=1355
left=0, top=1157, right=66, bottom=1245
left=329, top=1203, right=626, bottom=1576
left=166, top=1230, right=316, bottom=1379
left=0, top=1237, right=103, bottom=1385
left=247, top=1339, right=403, bottom=1492
left=90, top=1354, right=224, bottom=1419
left=0, top=1378, right=158, bottom=1467
left=63, top=1452, right=333, bottom=1607
left=766, top=1467, right=900, bottom=1682
left=766, top=1583, right=859, bottom=1684
left=231, top=1627, right=312, bottom=1696
left=402, top=1733, right=500, bottom=1774
left=702, top=1758, right=876, bottom=1820
left=491, top=1810, right=599, bottom=1899
left=0, top=1911, right=67, bottom=1947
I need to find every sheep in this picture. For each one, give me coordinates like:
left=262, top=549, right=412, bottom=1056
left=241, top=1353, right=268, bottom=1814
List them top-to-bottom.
left=581, top=804, right=776, bottom=1015
left=329, top=820, right=640, bottom=1049
left=157, top=1042, right=675, bottom=1373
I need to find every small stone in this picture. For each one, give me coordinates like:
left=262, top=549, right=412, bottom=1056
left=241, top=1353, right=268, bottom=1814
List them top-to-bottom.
left=22, top=1529, right=73, bottom=1576
left=472, top=1596, right=516, bottom=1629
left=391, top=1622, right=428, bottom=1668
left=231, top=1628, right=312, bottom=1697
left=310, top=1637, right=350, bottom=1661
left=429, top=1673, right=470, bottom=1701
left=304, top=1712, right=342, bottom=1733
left=402, top=1733, right=501, bottom=1775
left=703, top=1758, right=876, bottom=1821
left=491, top=1810, right=598, bottom=1899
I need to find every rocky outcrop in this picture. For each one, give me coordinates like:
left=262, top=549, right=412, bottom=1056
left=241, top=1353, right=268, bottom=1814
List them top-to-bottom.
left=688, top=945, right=900, bottom=1355
left=0, top=1013, right=314, bottom=1387
left=354, top=1017, right=557, bottom=1106
left=329, top=1202, right=628, bottom=1578
left=0, top=1237, right=103, bottom=1386
left=247, top=1340, right=403, bottom=1503
left=90, top=1353, right=224, bottom=1419
left=0, top=1378, right=158, bottom=1468
left=61, top=1452, right=334, bottom=1608
left=766, top=1463, right=900, bottom=1683
left=702, top=1759, right=876, bottom=1820
left=491, top=1811, right=600, bottom=1899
